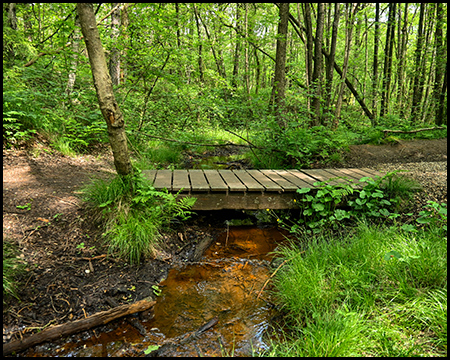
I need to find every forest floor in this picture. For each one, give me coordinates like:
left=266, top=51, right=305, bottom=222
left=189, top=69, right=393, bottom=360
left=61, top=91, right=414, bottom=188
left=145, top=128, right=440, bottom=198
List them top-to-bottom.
left=3, top=137, right=447, bottom=355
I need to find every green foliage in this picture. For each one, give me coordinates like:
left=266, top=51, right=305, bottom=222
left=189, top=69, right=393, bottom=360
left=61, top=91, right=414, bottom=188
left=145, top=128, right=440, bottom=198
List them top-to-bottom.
left=3, top=64, right=108, bottom=153
left=358, top=115, right=447, bottom=144
left=250, top=122, right=351, bottom=169
left=81, top=170, right=196, bottom=264
left=282, top=172, right=419, bottom=235
left=293, top=182, right=354, bottom=233
left=416, top=201, right=447, bottom=232
left=266, top=222, right=447, bottom=357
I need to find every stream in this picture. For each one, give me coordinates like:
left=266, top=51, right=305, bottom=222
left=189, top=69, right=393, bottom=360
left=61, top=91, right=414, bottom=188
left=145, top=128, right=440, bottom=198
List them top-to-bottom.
left=24, top=155, right=289, bottom=357
left=24, top=225, right=290, bottom=357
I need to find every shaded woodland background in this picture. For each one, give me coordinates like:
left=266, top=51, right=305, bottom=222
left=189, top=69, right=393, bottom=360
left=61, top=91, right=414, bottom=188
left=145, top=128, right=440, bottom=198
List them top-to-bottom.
left=3, top=3, right=447, bottom=169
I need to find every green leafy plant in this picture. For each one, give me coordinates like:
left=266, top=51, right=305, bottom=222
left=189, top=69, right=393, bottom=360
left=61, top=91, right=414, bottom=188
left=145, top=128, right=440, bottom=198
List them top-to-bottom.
left=278, top=171, right=419, bottom=236
left=347, top=177, right=394, bottom=218
left=294, top=181, right=354, bottom=233
left=416, top=201, right=447, bottom=231
left=16, top=202, right=32, bottom=211
left=151, top=285, right=162, bottom=296
left=144, top=345, right=160, bottom=355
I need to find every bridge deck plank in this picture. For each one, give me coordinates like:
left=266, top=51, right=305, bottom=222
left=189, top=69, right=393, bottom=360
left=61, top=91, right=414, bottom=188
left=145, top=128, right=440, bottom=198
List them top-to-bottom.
left=143, top=169, right=384, bottom=210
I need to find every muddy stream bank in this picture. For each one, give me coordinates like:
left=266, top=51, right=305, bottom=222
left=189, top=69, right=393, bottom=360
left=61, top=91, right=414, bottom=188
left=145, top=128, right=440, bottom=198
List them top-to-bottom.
left=24, top=224, right=291, bottom=357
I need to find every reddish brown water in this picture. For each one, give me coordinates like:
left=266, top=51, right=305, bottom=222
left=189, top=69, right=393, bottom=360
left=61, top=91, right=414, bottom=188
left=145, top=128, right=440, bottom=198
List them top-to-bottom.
left=24, top=226, right=289, bottom=357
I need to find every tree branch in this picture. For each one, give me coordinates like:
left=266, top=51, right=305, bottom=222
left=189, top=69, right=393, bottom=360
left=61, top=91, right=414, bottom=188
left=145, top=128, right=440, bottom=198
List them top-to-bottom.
left=131, top=131, right=251, bottom=148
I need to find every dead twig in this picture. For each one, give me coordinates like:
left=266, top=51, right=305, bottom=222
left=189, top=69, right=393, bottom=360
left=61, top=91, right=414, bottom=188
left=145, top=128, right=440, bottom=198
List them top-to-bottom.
left=256, top=251, right=305, bottom=300
left=75, top=254, right=108, bottom=261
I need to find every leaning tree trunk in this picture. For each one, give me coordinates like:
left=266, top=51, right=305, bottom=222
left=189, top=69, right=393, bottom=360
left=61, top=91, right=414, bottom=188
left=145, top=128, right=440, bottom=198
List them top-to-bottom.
left=77, top=3, right=132, bottom=176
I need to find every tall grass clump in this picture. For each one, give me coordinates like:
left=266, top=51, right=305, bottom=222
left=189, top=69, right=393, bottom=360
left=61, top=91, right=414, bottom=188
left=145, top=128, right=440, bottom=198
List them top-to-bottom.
left=81, top=170, right=196, bottom=264
left=265, top=218, right=447, bottom=357
left=3, top=241, right=25, bottom=302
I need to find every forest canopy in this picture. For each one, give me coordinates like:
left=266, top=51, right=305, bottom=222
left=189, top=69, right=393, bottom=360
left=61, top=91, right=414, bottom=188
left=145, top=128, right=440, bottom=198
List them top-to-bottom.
left=3, top=3, right=447, bottom=168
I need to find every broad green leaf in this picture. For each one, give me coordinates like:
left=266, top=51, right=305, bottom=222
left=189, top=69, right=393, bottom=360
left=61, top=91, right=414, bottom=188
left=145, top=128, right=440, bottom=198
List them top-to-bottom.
left=384, top=250, right=402, bottom=261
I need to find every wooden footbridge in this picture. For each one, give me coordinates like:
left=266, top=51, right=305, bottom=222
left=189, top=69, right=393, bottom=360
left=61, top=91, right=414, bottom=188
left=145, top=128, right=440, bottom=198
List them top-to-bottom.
left=142, top=168, right=382, bottom=210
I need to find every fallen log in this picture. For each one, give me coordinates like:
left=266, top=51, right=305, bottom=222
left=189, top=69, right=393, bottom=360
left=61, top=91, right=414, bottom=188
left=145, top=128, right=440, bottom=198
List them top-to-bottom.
left=382, top=127, right=446, bottom=137
left=3, top=297, right=156, bottom=356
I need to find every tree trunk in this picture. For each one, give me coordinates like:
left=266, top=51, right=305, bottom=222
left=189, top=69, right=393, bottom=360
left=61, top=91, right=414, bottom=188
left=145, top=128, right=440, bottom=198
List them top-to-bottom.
left=269, top=2, right=289, bottom=129
left=4, top=3, right=18, bottom=64
left=7, top=3, right=17, bottom=29
left=77, top=3, right=132, bottom=177
left=109, top=3, right=121, bottom=86
left=120, top=3, right=130, bottom=84
left=175, top=3, right=181, bottom=48
left=231, top=3, right=241, bottom=90
left=244, top=3, right=250, bottom=97
left=302, top=3, right=314, bottom=113
left=311, top=3, right=325, bottom=125
left=322, top=3, right=340, bottom=124
left=334, top=3, right=357, bottom=124
left=372, top=3, right=380, bottom=123
left=380, top=3, right=396, bottom=118
left=396, top=3, right=408, bottom=117
left=410, top=3, right=426, bottom=123
left=192, top=4, right=204, bottom=83
left=433, top=4, right=445, bottom=125
left=65, top=17, right=81, bottom=99
left=254, top=46, right=260, bottom=95
left=435, top=61, right=447, bottom=125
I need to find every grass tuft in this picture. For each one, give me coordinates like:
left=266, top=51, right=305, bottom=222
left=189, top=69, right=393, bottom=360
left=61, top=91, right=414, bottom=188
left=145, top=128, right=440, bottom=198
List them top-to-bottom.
left=80, top=171, right=195, bottom=264
left=266, top=222, right=447, bottom=357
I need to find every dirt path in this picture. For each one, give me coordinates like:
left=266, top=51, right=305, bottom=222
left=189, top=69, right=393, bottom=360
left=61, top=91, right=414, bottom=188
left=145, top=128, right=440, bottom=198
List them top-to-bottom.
left=2, top=138, right=447, bottom=354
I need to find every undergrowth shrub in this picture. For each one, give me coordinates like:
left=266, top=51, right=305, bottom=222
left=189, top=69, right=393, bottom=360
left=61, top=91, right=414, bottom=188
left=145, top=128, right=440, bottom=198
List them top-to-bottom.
left=3, top=65, right=109, bottom=153
left=249, top=122, right=352, bottom=169
left=81, top=170, right=196, bottom=264
left=273, top=171, right=421, bottom=235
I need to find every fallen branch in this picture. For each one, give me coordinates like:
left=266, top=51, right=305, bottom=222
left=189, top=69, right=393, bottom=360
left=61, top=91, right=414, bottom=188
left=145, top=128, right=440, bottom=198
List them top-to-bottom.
left=382, top=127, right=446, bottom=137
left=224, top=129, right=265, bottom=163
left=131, top=131, right=250, bottom=148
left=75, top=254, right=108, bottom=261
left=3, top=297, right=156, bottom=356
left=145, top=316, right=219, bottom=356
